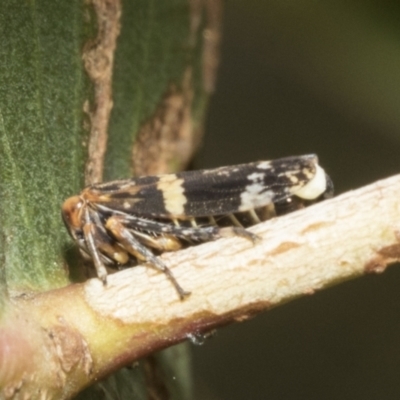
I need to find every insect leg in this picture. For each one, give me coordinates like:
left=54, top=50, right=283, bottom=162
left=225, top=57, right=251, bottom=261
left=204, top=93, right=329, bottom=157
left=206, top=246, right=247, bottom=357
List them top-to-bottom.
left=82, top=208, right=130, bottom=283
left=82, top=209, right=109, bottom=284
left=248, top=209, right=261, bottom=224
left=227, top=213, right=243, bottom=227
left=118, top=214, right=260, bottom=243
left=105, top=216, right=191, bottom=300
left=208, top=216, right=218, bottom=226
left=189, top=218, right=198, bottom=227
left=218, top=226, right=261, bottom=243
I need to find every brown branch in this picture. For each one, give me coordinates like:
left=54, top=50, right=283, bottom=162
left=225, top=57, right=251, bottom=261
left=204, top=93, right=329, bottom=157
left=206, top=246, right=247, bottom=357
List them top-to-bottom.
left=82, top=0, right=122, bottom=185
left=4, top=174, right=400, bottom=398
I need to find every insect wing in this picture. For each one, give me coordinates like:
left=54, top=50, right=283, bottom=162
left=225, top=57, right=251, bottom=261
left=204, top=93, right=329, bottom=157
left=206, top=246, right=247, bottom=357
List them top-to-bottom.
left=88, top=154, right=325, bottom=218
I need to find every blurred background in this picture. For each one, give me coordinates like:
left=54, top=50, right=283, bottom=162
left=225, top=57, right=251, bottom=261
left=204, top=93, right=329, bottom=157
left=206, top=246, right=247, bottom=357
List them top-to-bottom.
left=193, top=1, right=400, bottom=399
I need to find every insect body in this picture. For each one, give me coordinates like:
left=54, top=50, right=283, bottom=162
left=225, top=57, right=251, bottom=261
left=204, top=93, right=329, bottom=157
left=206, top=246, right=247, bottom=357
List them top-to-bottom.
left=62, top=154, right=333, bottom=299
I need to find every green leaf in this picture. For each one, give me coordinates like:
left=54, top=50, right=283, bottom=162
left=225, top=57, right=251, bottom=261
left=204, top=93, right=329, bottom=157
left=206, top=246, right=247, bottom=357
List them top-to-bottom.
left=0, top=0, right=91, bottom=292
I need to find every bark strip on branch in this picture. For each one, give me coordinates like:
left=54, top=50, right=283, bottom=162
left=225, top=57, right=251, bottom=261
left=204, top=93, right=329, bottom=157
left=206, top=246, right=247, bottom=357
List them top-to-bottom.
left=82, top=0, right=122, bottom=185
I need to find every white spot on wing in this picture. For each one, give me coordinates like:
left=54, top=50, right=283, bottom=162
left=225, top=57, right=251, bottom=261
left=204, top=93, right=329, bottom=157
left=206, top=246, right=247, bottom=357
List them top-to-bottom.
left=291, top=164, right=327, bottom=199
left=247, top=172, right=265, bottom=182
left=157, top=175, right=187, bottom=216
left=239, top=183, right=273, bottom=211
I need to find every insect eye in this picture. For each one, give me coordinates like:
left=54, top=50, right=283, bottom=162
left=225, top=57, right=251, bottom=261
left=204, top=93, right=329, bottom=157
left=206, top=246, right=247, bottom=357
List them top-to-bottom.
left=61, top=196, right=84, bottom=230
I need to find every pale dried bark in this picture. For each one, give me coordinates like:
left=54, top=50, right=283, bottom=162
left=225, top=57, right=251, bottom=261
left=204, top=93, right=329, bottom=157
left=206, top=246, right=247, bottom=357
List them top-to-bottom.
left=83, top=0, right=122, bottom=185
